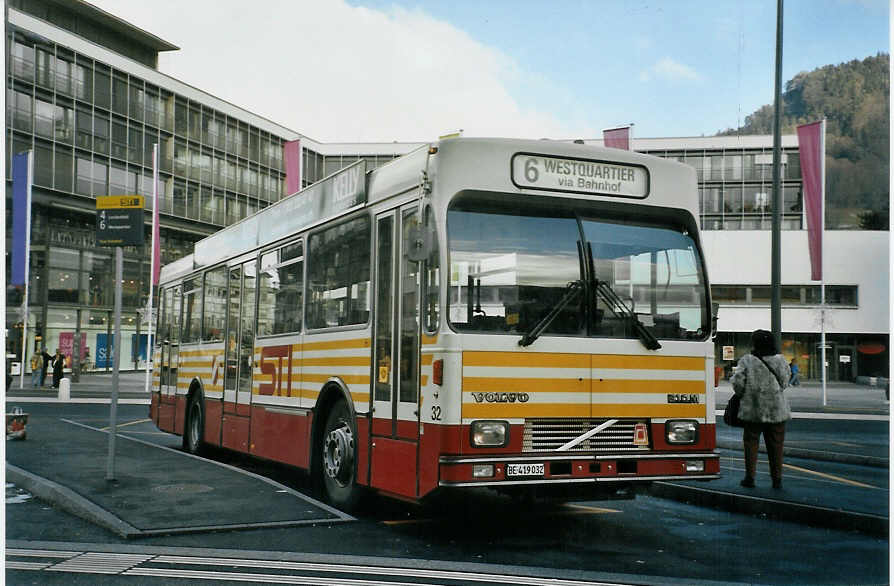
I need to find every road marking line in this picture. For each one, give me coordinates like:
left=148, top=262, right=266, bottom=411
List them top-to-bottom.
left=101, top=418, right=150, bottom=432
left=781, top=463, right=878, bottom=489
left=564, top=503, right=621, bottom=514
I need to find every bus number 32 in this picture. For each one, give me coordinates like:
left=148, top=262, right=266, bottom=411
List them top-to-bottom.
left=431, top=406, right=442, bottom=421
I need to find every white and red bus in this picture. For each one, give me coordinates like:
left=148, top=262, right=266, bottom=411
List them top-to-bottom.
left=151, top=137, right=720, bottom=510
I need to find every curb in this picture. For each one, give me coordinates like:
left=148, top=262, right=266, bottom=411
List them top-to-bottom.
left=716, top=440, right=889, bottom=468
left=6, top=464, right=140, bottom=539
left=650, top=481, right=888, bottom=538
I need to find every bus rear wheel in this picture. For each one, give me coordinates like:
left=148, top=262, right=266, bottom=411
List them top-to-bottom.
left=183, top=396, right=205, bottom=455
left=320, top=400, right=362, bottom=510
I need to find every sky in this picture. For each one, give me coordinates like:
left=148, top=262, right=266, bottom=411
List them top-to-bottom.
left=85, top=0, right=889, bottom=144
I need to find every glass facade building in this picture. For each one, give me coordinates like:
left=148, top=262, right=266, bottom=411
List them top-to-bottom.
left=5, top=0, right=297, bottom=373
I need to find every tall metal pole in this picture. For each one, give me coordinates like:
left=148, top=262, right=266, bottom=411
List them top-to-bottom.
left=770, top=0, right=784, bottom=350
left=820, top=119, right=827, bottom=405
left=144, top=143, right=158, bottom=394
left=106, top=246, right=123, bottom=481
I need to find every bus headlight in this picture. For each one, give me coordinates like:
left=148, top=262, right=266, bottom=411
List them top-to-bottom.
left=665, top=420, right=698, bottom=444
left=471, top=421, right=509, bottom=447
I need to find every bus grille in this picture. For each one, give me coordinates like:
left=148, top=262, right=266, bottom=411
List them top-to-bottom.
left=522, top=418, right=650, bottom=453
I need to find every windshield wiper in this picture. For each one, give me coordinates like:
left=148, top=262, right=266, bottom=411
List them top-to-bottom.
left=584, top=242, right=661, bottom=351
left=592, top=279, right=661, bottom=350
left=518, top=280, right=583, bottom=347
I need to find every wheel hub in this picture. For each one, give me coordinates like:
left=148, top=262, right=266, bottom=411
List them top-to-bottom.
left=324, top=423, right=354, bottom=485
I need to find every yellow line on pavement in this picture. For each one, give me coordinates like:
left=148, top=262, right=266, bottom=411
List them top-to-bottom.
left=101, top=418, right=151, bottom=432
left=783, top=463, right=878, bottom=489
left=564, top=503, right=622, bottom=514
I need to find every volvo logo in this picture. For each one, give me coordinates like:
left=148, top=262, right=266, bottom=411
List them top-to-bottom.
left=471, top=392, right=530, bottom=403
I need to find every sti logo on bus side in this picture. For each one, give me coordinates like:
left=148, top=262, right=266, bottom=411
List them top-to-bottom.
left=259, top=345, right=293, bottom=396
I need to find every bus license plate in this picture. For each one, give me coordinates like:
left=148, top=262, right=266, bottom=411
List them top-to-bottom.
left=506, top=463, right=544, bottom=477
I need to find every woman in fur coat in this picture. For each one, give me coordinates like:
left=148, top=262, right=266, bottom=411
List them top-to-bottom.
left=730, top=329, right=792, bottom=489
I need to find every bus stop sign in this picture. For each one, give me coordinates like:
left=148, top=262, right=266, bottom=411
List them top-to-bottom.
left=96, top=195, right=144, bottom=247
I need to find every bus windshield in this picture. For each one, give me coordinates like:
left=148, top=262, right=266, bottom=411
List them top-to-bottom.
left=447, top=194, right=709, bottom=342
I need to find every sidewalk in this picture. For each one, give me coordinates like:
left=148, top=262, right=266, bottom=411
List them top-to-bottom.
left=6, top=409, right=352, bottom=538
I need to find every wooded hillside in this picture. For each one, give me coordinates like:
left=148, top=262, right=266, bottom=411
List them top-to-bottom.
left=718, top=53, right=889, bottom=229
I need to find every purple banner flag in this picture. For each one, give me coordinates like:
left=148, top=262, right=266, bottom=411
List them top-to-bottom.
left=797, top=121, right=825, bottom=281
left=603, top=126, right=631, bottom=150
left=11, top=151, right=32, bottom=286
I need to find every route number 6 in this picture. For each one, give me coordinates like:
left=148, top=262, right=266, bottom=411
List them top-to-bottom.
left=524, top=158, right=539, bottom=182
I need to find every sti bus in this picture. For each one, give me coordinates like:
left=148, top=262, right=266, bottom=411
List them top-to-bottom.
left=150, top=137, right=720, bottom=510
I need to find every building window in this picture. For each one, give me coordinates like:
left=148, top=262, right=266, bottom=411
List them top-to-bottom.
left=12, top=40, right=35, bottom=81
left=35, top=48, right=54, bottom=89
left=74, top=59, right=92, bottom=101
left=94, top=67, right=111, bottom=110
left=12, top=91, right=32, bottom=132
left=35, top=99, right=54, bottom=139
left=54, top=104, right=74, bottom=143
left=94, top=113, right=110, bottom=154
left=54, top=146, right=73, bottom=192
left=92, top=160, right=108, bottom=196
left=712, top=285, right=858, bottom=307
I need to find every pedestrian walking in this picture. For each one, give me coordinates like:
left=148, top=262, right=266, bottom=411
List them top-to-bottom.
left=730, top=329, right=792, bottom=490
left=39, top=347, right=52, bottom=388
left=51, top=348, right=65, bottom=389
left=30, top=352, right=41, bottom=387
left=789, top=358, right=800, bottom=386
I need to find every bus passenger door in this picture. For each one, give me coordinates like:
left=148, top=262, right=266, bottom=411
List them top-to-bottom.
left=370, top=208, right=421, bottom=498
left=222, top=263, right=252, bottom=452
left=159, top=286, right=181, bottom=432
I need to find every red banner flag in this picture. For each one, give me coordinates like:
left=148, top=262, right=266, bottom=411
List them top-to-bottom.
left=797, top=120, right=825, bottom=281
left=603, top=126, right=631, bottom=150
left=284, top=139, right=302, bottom=196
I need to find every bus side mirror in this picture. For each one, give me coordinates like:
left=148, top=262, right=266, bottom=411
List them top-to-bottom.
left=406, top=225, right=432, bottom=262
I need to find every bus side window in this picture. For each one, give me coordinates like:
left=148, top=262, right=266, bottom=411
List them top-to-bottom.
left=423, top=205, right=440, bottom=333
left=307, top=216, right=371, bottom=329
left=202, top=266, right=227, bottom=341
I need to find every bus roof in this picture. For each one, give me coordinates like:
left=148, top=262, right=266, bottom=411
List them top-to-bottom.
left=159, top=137, right=698, bottom=285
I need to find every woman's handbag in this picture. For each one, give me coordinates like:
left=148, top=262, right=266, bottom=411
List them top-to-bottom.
left=723, top=394, right=743, bottom=427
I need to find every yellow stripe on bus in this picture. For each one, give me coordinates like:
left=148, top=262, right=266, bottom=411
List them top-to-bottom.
left=297, top=338, right=371, bottom=351
left=463, top=352, right=589, bottom=368
left=591, top=355, right=706, bottom=370
left=293, top=356, right=370, bottom=367
left=299, top=374, right=370, bottom=385
left=463, top=377, right=587, bottom=393
left=594, top=379, right=705, bottom=394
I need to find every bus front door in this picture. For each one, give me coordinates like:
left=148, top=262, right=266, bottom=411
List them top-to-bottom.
left=370, top=208, right=421, bottom=498
left=221, top=262, right=254, bottom=452
left=158, top=286, right=181, bottom=433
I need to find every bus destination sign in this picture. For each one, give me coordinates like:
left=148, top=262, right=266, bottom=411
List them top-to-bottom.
left=511, top=153, right=649, bottom=199
left=96, top=195, right=145, bottom=247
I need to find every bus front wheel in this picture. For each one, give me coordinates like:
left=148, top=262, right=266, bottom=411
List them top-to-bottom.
left=183, top=396, right=205, bottom=455
left=320, top=400, right=362, bottom=510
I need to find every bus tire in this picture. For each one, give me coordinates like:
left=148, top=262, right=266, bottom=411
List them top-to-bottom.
left=183, top=395, right=205, bottom=455
left=320, top=400, right=362, bottom=510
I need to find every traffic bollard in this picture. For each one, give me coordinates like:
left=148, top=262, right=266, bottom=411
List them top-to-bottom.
left=58, top=377, right=71, bottom=401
